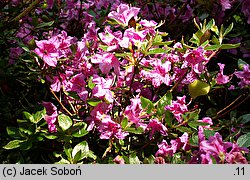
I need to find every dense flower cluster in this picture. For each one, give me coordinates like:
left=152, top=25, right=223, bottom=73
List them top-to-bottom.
left=2, top=0, right=249, bottom=164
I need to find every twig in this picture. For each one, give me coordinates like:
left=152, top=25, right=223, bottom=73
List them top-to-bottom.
left=10, top=0, right=40, bottom=23
left=50, top=88, right=73, bottom=116
left=215, top=93, right=250, bottom=119
left=102, top=138, right=114, bottom=159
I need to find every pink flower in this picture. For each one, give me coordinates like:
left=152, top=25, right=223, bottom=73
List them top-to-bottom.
left=220, top=0, right=232, bottom=11
left=241, top=0, right=250, bottom=24
left=108, top=4, right=140, bottom=26
left=139, top=19, right=157, bottom=27
left=98, top=26, right=122, bottom=51
left=123, top=27, right=147, bottom=46
left=34, top=38, right=59, bottom=67
left=9, top=47, right=24, bottom=64
left=183, top=47, right=207, bottom=74
left=91, top=53, right=120, bottom=75
left=140, top=60, right=172, bottom=88
left=216, top=63, right=230, bottom=85
left=234, top=64, right=250, bottom=88
left=65, top=73, right=88, bottom=101
left=92, top=75, right=114, bottom=103
left=165, top=95, right=189, bottom=123
left=124, top=96, right=146, bottom=128
left=42, top=102, right=58, bottom=133
left=97, top=115, right=129, bottom=139
left=198, top=117, right=213, bottom=129
left=146, top=119, right=168, bottom=139
left=199, top=131, right=249, bottom=164
left=155, top=133, right=189, bottom=157
left=155, top=140, right=174, bottom=157
left=226, top=152, right=248, bottom=164
left=113, top=155, right=125, bottom=164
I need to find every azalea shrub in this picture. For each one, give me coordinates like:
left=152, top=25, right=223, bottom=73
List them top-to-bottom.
left=1, top=0, right=250, bottom=164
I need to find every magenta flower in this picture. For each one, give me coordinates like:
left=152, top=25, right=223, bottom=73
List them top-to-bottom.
left=220, top=0, right=232, bottom=11
left=241, top=0, right=250, bottom=24
left=108, top=4, right=140, bottom=26
left=139, top=19, right=157, bottom=27
left=98, top=26, right=122, bottom=51
left=123, top=27, right=147, bottom=46
left=34, top=38, right=59, bottom=67
left=9, top=47, right=24, bottom=64
left=183, top=47, right=207, bottom=74
left=91, top=53, right=120, bottom=75
left=140, top=60, right=172, bottom=88
left=216, top=63, right=230, bottom=85
left=234, top=64, right=250, bottom=88
left=66, top=73, right=88, bottom=101
left=92, top=75, right=114, bottom=103
left=165, top=95, right=189, bottom=123
left=124, top=96, right=146, bottom=128
left=42, top=101, right=58, bottom=133
left=97, top=115, right=129, bottom=139
left=198, top=117, right=213, bottom=129
left=146, top=119, right=168, bottom=139
left=199, top=131, right=249, bottom=164
left=155, top=133, right=190, bottom=157
left=155, top=140, right=175, bottom=157
left=113, top=155, right=125, bottom=164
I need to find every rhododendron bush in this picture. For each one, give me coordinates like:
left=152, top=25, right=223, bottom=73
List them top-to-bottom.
left=0, top=0, right=249, bottom=164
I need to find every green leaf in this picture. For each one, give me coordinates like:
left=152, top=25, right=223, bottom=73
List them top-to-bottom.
left=205, top=19, right=215, bottom=32
left=35, top=21, right=54, bottom=29
left=223, top=23, right=233, bottom=37
left=211, top=25, right=219, bottom=36
left=153, top=34, right=162, bottom=43
left=211, top=35, right=220, bottom=45
left=152, top=41, right=173, bottom=46
left=220, top=43, right=240, bottom=49
left=99, top=45, right=108, bottom=51
left=204, top=45, right=221, bottom=50
left=21, top=46, right=30, bottom=52
left=146, top=48, right=169, bottom=55
left=237, top=59, right=248, bottom=70
left=88, top=76, right=95, bottom=89
left=188, top=80, right=210, bottom=99
left=156, top=91, right=172, bottom=115
left=140, top=97, right=154, bottom=114
left=87, top=98, right=102, bottom=107
left=33, top=108, right=46, bottom=124
left=23, top=111, right=35, bottom=123
left=165, top=111, right=173, bottom=127
left=58, top=114, right=73, bottom=131
left=238, top=114, right=250, bottom=124
left=121, top=118, right=128, bottom=129
left=188, top=121, right=209, bottom=129
left=71, top=122, right=89, bottom=138
left=175, top=126, right=193, bottom=133
left=6, top=127, right=23, bottom=139
left=125, top=127, right=144, bottom=134
left=204, top=129, right=215, bottom=139
left=43, top=133, right=58, bottom=139
left=189, top=133, right=198, bottom=146
left=237, top=133, right=250, bottom=148
left=3, top=140, right=24, bottom=149
left=20, top=140, right=32, bottom=151
left=72, top=141, right=96, bottom=161
left=64, top=143, right=72, bottom=160
left=73, top=150, right=82, bottom=163
left=129, top=153, right=141, bottom=164
left=55, top=158, right=71, bottom=164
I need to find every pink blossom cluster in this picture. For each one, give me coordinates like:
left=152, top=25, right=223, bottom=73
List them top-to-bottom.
left=6, top=1, right=249, bottom=164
